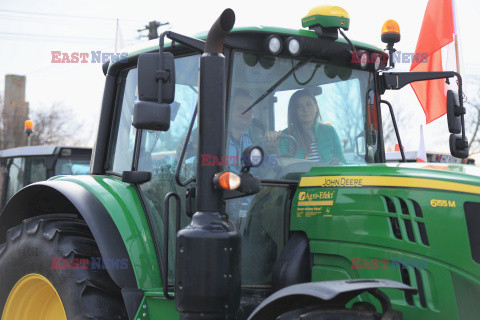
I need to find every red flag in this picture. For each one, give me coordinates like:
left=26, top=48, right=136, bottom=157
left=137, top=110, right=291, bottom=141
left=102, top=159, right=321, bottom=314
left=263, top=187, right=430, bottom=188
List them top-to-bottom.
left=410, top=0, right=455, bottom=124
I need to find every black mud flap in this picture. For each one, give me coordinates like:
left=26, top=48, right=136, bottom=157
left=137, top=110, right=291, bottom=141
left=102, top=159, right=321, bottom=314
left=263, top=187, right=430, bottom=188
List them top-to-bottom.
left=247, top=279, right=417, bottom=320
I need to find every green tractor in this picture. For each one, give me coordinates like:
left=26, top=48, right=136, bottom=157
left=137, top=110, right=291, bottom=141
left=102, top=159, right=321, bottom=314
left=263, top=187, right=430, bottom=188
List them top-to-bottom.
left=0, top=6, right=476, bottom=320
left=0, top=145, right=91, bottom=209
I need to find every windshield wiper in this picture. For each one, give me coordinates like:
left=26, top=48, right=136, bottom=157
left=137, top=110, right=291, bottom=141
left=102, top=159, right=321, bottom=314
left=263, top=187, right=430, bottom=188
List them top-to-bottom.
left=242, top=57, right=313, bottom=115
left=175, top=85, right=198, bottom=187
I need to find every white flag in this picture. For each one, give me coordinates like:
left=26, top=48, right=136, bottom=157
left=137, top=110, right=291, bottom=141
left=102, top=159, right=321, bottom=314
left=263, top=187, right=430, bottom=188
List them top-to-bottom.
left=115, top=19, right=126, bottom=53
left=417, top=125, right=427, bottom=162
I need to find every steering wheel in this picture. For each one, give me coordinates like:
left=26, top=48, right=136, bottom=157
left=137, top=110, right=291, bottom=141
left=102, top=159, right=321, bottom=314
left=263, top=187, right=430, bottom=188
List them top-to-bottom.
left=259, top=133, right=299, bottom=158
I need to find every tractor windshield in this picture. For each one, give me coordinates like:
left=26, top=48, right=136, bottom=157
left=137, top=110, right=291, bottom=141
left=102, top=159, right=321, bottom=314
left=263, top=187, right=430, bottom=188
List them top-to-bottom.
left=225, top=51, right=378, bottom=181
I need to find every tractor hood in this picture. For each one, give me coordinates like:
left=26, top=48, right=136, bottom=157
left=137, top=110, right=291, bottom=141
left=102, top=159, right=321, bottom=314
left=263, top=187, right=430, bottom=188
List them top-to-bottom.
left=298, top=163, right=480, bottom=194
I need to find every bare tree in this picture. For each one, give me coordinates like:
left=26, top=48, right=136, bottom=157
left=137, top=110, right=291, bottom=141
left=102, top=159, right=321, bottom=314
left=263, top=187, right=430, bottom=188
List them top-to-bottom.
left=28, top=103, right=88, bottom=146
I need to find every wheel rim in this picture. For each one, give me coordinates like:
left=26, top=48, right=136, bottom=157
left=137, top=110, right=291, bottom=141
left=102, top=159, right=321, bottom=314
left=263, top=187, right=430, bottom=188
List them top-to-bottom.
left=2, top=273, right=67, bottom=320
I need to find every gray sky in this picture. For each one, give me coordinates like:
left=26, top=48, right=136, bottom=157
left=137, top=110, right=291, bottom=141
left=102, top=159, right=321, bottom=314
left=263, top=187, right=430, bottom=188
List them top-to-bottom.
left=1, top=0, right=479, bottom=154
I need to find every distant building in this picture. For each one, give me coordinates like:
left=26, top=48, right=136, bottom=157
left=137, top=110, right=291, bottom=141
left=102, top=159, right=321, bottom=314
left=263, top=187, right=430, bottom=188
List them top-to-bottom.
left=3, top=74, right=29, bottom=149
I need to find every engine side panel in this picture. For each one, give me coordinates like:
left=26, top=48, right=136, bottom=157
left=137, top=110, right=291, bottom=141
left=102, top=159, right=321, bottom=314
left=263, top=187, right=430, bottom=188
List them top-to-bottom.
left=290, top=165, right=480, bottom=320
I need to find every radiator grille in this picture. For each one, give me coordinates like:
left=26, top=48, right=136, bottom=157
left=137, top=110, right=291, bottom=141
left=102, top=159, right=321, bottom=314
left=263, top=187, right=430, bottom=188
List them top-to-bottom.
left=384, top=196, right=430, bottom=246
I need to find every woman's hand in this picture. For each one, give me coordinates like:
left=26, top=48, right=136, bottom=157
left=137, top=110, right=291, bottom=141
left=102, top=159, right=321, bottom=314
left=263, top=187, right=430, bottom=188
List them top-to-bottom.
left=264, top=131, right=282, bottom=147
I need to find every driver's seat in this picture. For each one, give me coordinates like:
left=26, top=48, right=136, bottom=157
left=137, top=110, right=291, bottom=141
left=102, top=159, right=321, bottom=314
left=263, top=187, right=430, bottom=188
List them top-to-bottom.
left=271, top=231, right=311, bottom=292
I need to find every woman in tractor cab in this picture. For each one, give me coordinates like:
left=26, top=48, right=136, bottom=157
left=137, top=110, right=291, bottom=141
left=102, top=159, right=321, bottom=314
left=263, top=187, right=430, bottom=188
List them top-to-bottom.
left=270, top=89, right=346, bottom=164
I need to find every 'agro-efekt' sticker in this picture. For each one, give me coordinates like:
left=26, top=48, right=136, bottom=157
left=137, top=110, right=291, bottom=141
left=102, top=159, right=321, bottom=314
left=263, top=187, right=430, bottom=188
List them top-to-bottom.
left=296, top=190, right=336, bottom=218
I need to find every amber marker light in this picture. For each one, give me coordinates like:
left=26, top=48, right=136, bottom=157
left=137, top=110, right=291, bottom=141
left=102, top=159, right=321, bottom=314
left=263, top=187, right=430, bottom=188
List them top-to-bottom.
left=381, top=19, right=401, bottom=44
left=24, top=120, right=33, bottom=132
left=214, top=172, right=241, bottom=190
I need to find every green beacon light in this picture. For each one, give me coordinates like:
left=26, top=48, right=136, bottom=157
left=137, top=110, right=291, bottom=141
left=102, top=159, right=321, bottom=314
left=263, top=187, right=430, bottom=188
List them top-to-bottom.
left=301, top=5, right=350, bottom=39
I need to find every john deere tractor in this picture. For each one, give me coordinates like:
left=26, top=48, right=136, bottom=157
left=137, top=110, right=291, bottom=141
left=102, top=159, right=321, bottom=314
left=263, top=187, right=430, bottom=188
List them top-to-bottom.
left=0, top=6, right=476, bottom=320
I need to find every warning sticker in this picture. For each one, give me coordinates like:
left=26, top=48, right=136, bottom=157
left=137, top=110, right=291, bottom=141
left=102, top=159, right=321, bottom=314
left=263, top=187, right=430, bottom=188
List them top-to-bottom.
left=296, top=190, right=336, bottom=218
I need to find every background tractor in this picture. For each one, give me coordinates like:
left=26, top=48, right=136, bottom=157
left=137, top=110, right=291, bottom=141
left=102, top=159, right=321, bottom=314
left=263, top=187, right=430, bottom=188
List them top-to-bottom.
left=0, top=5, right=476, bottom=320
left=0, top=145, right=91, bottom=209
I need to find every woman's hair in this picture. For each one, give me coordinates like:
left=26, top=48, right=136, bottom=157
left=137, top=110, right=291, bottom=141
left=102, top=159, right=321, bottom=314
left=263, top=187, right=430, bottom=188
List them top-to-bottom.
left=287, top=90, right=321, bottom=155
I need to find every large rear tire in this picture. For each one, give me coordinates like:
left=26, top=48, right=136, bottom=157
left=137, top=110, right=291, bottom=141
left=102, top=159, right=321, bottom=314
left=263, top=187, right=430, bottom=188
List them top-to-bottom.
left=0, top=214, right=128, bottom=320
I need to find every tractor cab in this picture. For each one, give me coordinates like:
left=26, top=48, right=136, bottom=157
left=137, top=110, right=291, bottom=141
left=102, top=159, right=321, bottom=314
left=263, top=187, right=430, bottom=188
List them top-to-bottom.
left=102, top=5, right=466, bottom=319
left=111, top=5, right=385, bottom=292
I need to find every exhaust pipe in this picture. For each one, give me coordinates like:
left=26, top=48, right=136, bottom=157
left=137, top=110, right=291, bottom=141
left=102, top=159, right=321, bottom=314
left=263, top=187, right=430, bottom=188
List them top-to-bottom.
left=205, top=8, right=235, bottom=54
left=176, top=9, right=240, bottom=320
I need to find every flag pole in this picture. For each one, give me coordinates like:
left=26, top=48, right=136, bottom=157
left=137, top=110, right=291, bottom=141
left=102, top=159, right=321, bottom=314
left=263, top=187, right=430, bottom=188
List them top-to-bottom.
left=453, top=0, right=461, bottom=75
left=115, top=18, right=120, bottom=53
left=454, top=34, right=461, bottom=75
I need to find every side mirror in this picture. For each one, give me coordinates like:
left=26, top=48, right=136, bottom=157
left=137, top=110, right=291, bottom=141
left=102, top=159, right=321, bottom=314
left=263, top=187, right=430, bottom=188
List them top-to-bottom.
left=133, top=52, right=176, bottom=131
left=137, top=52, right=175, bottom=103
left=446, top=89, right=469, bottom=158
left=446, top=90, right=464, bottom=134
left=133, top=102, right=171, bottom=131
left=355, top=131, right=366, bottom=157
left=450, top=134, right=469, bottom=158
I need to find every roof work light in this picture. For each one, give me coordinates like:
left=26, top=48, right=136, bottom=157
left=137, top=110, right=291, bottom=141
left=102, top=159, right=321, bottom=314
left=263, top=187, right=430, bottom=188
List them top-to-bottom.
left=381, top=19, right=401, bottom=44
left=381, top=19, right=401, bottom=69
left=24, top=120, right=33, bottom=134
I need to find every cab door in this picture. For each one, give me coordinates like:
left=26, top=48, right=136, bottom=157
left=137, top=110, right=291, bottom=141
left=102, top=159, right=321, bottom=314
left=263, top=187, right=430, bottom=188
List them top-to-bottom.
left=106, top=53, right=200, bottom=296
left=1, top=157, right=26, bottom=208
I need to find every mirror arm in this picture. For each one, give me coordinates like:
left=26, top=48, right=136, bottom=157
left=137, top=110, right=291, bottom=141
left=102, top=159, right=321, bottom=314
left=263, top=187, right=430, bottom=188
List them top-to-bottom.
left=160, top=31, right=205, bottom=53
left=157, top=34, right=166, bottom=103
left=156, top=70, right=170, bottom=82
left=381, top=71, right=467, bottom=145
left=381, top=71, right=459, bottom=91
left=380, top=100, right=405, bottom=162
left=175, top=103, right=198, bottom=187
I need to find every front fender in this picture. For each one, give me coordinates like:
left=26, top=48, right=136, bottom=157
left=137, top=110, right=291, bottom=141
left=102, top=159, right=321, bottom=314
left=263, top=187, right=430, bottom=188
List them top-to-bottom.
left=0, top=175, right=162, bottom=291
left=247, top=279, right=417, bottom=320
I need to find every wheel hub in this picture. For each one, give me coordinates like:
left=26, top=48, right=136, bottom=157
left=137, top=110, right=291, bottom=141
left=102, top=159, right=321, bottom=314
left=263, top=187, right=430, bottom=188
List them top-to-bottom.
left=2, top=273, right=67, bottom=320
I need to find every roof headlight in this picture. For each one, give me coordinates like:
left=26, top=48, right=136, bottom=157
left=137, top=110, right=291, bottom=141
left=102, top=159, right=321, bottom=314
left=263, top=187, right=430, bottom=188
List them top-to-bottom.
left=267, top=35, right=283, bottom=55
left=286, top=37, right=301, bottom=56
left=360, top=52, right=369, bottom=69
left=371, top=53, right=381, bottom=71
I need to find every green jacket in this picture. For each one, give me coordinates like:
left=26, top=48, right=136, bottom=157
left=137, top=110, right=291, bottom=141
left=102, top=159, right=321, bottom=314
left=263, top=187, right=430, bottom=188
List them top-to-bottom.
left=279, top=123, right=346, bottom=164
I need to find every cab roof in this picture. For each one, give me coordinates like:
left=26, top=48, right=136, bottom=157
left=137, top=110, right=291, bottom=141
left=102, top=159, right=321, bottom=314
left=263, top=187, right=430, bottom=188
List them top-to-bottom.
left=108, top=26, right=383, bottom=72
left=0, top=146, right=92, bottom=159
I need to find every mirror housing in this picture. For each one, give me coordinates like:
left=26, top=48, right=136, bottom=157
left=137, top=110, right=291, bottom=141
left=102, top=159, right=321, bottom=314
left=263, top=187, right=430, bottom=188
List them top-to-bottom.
left=133, top=51, right=176, bottom=131
left=137, top=52, right=175, bottom=103
left=446, top=90, right=464, bottom=134
left=133, top=102, right=171, bottom=131
left=355, top=131, right=366, bottom=157
left=449, top=134, right=469, bottom=159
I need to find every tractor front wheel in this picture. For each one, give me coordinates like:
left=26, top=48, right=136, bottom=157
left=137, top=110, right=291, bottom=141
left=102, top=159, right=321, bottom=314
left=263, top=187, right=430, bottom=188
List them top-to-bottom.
left=0, top=214, right=128, bottom=319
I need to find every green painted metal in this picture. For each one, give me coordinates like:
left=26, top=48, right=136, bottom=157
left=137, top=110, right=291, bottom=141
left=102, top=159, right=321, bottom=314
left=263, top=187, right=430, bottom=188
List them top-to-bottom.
left=301, top=162, right=480, bottom=187
left=291, top=163, right=480, bottom=319
left=51, top=175, right=163, bottom=291
left=134, top=293, right=178, bottom=320
left=134, top=297, right=151, bottom=320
